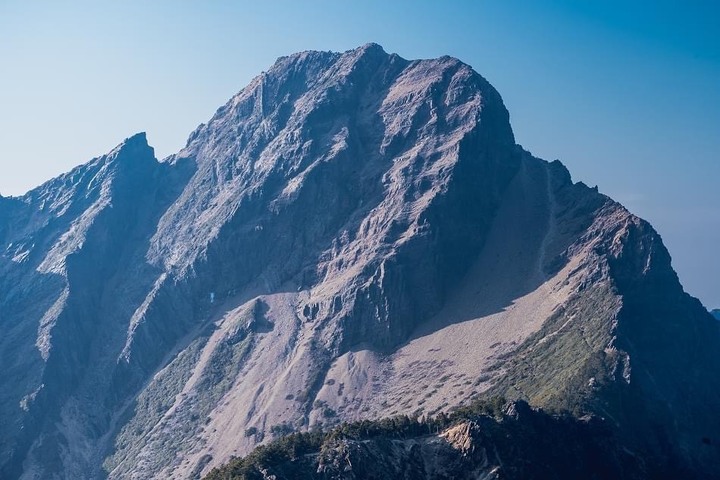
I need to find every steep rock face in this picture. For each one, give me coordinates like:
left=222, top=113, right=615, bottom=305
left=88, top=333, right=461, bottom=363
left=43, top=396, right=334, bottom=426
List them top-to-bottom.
left=105, top=43, right=521, bottom=480
left=0, top=44, right=718, bottom=479
left=0, top=134, right=192, bottom=479
left=486, top=199, right=720, bottom=476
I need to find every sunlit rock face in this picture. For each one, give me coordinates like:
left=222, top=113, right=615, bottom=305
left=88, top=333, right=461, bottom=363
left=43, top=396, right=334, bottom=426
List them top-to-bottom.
left=0, top=44, right=718, bottom=479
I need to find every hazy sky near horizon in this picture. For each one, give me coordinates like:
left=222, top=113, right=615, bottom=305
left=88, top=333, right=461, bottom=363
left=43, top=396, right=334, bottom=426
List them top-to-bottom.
left=1, top=1, right=718, bottom=307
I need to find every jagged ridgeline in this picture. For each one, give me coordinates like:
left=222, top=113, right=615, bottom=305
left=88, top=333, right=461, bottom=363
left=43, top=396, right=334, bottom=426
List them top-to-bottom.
left=0, top=44, right=718, bottom=479
left=203, top=398, right=646, bottom=480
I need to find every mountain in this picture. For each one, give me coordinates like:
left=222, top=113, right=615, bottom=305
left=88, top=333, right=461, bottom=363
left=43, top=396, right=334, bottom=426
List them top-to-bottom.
left=1, top=44, right=718, bottom=479
left=712, top=309, right=720, bottom=320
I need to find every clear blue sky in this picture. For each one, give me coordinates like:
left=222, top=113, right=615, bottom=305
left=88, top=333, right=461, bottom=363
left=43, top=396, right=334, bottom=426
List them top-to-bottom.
left=1, top=1, right=718, bottom=308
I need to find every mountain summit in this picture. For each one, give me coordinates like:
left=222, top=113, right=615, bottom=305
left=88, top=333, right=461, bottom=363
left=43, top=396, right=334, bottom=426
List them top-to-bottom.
left=1, top=44, right=718, bottom=479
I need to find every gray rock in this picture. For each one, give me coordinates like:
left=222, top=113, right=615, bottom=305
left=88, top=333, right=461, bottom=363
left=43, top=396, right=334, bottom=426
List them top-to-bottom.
left=0, top=44, right=718, bottom=479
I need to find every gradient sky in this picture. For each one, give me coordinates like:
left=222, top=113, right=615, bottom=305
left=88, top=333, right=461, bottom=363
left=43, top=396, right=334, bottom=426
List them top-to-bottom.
left=1, top=1, right=718, bottom=307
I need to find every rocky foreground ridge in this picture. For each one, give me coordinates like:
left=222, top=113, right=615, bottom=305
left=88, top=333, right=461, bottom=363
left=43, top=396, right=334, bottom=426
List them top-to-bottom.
left=1, top=44, right=719, bottom=479
left=204, top=398, right=646, bottom=480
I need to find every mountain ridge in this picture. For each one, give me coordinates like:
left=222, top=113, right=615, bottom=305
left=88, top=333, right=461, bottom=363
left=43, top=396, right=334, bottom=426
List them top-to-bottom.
left=0, top=44, right=718, bottom=479
left=204, top=398, right=647, bottom=480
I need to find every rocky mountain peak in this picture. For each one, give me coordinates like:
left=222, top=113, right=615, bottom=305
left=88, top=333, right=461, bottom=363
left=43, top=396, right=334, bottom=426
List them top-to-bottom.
left=1, top=44, right=718, bottom=479
left=150, top=44, right=514, bottom=283
left=107, top=131, right=153, bottom=159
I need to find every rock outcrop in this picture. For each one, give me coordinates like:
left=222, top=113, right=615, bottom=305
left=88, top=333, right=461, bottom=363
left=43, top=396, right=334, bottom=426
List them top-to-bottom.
left=0, top=44, right=718, bottom=479
left=204, top=400, right=645, bottom=480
